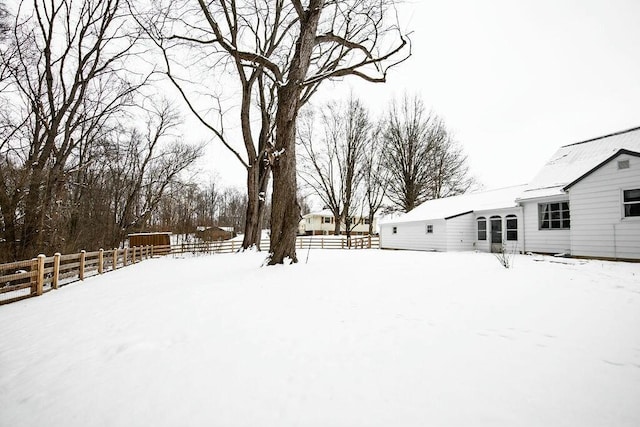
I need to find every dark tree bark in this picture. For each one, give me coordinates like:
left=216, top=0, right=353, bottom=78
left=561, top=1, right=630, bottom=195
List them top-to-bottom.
left=267, top=0, right=324, bottom=264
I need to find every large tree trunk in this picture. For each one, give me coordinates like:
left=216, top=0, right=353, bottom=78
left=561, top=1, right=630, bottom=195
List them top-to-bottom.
left=268, top=2, right=324, bottom=264
left=268, top=91, right=301, bottom=264
left=242, top=162, right=271, bottom=250
left=242, top=166, right=261, bottom=249
left=21, top=167, right=47, bottom=259
left=368, top=213, right=375, bottom=236
left=333, top=215, right=340, bottom=235
left=345, top=216, right=352, bottom=239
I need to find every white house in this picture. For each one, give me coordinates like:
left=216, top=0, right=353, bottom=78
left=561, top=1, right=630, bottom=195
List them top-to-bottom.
left=380, top=126, right=640, bottom=260
left=379, top=185, right=527, bottom=253
left=299, top=209, right=377, bottom=235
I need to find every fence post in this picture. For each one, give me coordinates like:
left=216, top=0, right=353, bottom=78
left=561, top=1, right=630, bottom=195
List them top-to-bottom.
left=368, top=235, right=372, bottom=248
left=321, top=238, right=324, bottom=249
left=341, top=239, right=344, bottom=249
left=232, top=241, right=235, bottom=252
left=151, top=245, right=154, bottom=257
left=132, top=246, right=137, bottom=264
left=124, top=247, right=128, bottom=266
left=113, top=248, right=118, bottom=270
left=98, top=249, right=104, bottom=274
left=79, top=250, right=86, bottom=280
left=53, top=253, right=61, bottom=289
left=36, top=254, right=45, bottom=296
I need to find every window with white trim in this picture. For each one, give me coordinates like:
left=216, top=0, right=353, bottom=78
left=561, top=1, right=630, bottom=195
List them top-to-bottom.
left=623, top=189, right=640, bottom=217
left=539, top=202, right=570, bottom=229
left=506, top=215, right=517, bottom=241
left=323, top=217, right=331, bottom=224
left=477, top=217, right=486, bottom=240
left=426, top=224, right=433, bottom=234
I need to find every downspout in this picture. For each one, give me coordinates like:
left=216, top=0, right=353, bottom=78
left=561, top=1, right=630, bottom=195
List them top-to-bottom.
left=519, top=204, right=526, bottom=254
left=613, top=224, right=617, bottom=259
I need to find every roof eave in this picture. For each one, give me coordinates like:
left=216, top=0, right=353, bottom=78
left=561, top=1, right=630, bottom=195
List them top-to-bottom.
left=563, top=149, right=640, bottom=191
left=444, top=210, right=474, bottom=220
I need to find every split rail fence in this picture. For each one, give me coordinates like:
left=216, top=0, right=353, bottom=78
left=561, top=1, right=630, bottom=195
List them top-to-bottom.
left=0, top=235, right=379, bottom=305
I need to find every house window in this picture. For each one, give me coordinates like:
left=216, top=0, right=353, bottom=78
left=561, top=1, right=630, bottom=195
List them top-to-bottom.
left=623, top=189, right=640, bottom=217
left=539, top=202, right=570, bottom=229
left=506, top=215, right=517, bottom=241
left=323, top=217, right=331, bottom=224
left=477, top=217, right=486, bottom=240
left=364, top=218, right=370, bottom=225
left=426, top=224, right=433, bottom=234
left=392, top=226, right=397, bottom=234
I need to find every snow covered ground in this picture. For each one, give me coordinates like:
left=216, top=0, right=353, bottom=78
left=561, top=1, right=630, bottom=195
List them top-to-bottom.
left=1, top=250, right=639, bottom=427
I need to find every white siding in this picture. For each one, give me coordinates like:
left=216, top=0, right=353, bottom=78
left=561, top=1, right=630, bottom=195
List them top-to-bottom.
left=568, top=153, right=640, bottom=259
left=521, top=198, right=571, bottom=254
left=474, top=209, right=523, bottom=253
left=445, top=214, right=475, bottom=251
left=300, top=215, right=377, bottom=235
left=380, top=220, right=448, bottom=251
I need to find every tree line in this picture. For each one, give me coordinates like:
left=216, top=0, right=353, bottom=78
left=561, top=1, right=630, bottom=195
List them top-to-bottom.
left=0, top=0, right=475, bottom=265
left=298, top=94, right=475, bottom=237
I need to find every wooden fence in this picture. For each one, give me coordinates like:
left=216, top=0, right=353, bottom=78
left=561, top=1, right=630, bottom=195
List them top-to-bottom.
left=0, top=235, right=379, bottom=305
left=162, top=235, right=380, bottom=254
left=295, top=235, right=379, bottom=250
left=0, top=246, right=154, bottom=305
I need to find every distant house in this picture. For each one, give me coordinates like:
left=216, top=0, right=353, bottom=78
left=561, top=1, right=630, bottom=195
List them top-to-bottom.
left=381, top=126, right=640, bottom=260
left=299, top=209, right=377, bottom=235
left=196, top=226, right=235, bottom=241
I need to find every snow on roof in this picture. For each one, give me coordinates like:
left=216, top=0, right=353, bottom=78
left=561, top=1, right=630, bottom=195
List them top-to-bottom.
left=518, top=126, right=640, bottom=200
left=383, top=185, right=527, bottom=224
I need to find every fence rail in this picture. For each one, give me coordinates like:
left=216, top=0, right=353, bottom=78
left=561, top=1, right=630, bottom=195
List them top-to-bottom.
left=0, top=235, right=379, bottom=305
left=0, top=246, right=154, bottom=305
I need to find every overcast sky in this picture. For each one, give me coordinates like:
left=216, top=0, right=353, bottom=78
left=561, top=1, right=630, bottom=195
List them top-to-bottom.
left=198, top=0, right=640, bottom=191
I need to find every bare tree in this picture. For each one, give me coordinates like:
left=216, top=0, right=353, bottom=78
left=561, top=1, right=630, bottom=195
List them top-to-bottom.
left=0, top=0, right=146, bottom=259
left=144, top=0, right=409, bottom=264
left=0, top=1, right=8, bottom=40
left=139, top=1, right=277, bottom=251
left=382, top=94, right=474, bottom=212
left=298, top=97, right=370, bottom=237
left=104, top=103, right=203, bottom=247
left=362, top=125, right=390, bottom=235
left=428, top=135, right=476, bottom=199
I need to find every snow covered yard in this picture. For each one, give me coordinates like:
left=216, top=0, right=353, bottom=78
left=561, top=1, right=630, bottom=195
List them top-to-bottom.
left=1, top=250, right=639, bottom=427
